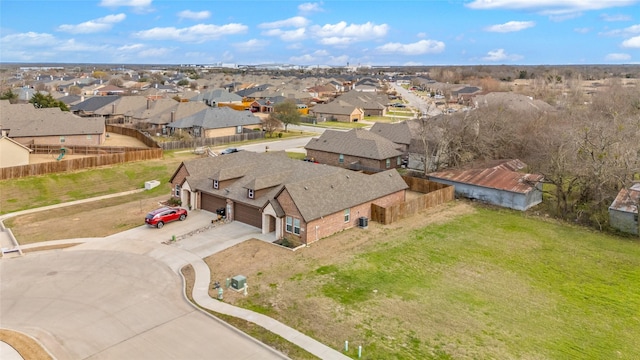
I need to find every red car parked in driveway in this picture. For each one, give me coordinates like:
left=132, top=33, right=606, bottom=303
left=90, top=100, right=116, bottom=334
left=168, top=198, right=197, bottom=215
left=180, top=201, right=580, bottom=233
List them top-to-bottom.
left=145, top=207, right=188, bottom=228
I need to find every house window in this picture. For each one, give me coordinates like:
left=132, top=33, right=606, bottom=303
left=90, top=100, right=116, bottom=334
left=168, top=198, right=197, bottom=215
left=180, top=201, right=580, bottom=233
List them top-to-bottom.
left=236, top=125, right=242, bottom=134
left=87, top=135, right=92, bottom=140
left=59, top=136, right=65, bottom=143
left=339, top=154, right=344, bottom=163
left=397, top=156, right=402, bottom=166
left=386, top=159, right=391, bottom=168
left=213, top=180, right=219, bottom=189
left=175, top=184, right=181, bottom=197
left=248, top=189, right=254, bottom=199
left=344, top=209, right=350, bottom=222
left=286, top=216, right=293, bottom=233
left=293, top=218, right=301, bottom=235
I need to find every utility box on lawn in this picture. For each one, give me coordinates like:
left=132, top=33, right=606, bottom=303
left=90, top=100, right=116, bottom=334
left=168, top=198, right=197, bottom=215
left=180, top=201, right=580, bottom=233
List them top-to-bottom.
left=231, top=275, right=246, bottom=290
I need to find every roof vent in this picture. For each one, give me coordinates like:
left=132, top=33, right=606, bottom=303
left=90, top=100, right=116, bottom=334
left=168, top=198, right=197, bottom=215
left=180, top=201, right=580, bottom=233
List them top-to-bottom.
left=304, top=186, right=308, bottom=190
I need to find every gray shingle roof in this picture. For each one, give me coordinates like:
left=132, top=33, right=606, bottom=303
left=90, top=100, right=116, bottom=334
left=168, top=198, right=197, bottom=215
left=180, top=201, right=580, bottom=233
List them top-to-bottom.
left=70, top=95, right=119, bottom=112
left=1, top=100, right=104, bottom=137
left=167, top=107, right=261, bottom=129
left=370, top=121, right=412, bottom=146
left=305, top=129, right=404, bottom=160
left=174, top=151, right=408, bottom=221
left=283, top=169, right=407, bottom=221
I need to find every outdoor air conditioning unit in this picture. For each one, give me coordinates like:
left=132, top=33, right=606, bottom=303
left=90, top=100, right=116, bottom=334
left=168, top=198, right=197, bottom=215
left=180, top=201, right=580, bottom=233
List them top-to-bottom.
left=358, top=217, right=369, bottom=229
left=231, top=275, right=246, bottom=290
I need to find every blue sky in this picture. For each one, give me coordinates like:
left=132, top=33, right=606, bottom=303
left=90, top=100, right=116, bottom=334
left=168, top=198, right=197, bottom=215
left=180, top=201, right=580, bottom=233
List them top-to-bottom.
left=1, top=0, right=639, bottom=66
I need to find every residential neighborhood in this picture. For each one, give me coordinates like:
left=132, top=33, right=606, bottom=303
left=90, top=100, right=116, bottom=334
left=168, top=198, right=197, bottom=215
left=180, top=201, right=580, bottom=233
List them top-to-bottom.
left=1, top=63, right=639, bottom=360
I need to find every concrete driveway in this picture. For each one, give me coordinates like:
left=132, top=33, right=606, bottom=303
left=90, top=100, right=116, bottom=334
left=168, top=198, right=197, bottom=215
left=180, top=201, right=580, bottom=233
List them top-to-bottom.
left=0, top=209, right=285, bottom=360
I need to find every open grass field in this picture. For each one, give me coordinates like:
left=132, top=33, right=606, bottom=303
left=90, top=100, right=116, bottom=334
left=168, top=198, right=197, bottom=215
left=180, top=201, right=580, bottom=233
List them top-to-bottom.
left=204, top=202, right=640, bottom=360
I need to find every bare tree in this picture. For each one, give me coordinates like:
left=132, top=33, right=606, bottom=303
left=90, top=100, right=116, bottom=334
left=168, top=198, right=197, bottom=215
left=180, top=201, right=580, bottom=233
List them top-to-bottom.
left=262, top=115, right=283, bottom=137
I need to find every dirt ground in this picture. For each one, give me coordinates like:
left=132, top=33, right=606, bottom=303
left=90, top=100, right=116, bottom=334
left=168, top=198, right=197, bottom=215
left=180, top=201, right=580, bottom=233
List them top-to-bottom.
left=28, top=132, right=150, bottom=164
left=0, top=329, right=53, bottom=360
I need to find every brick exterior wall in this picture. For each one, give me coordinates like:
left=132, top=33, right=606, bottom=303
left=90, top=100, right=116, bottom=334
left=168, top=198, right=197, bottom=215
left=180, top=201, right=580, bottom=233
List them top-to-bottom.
left=14, top=134, right=104, bottom=146
left=306, top=149, right=401, bottom=171
left=170, top=164, right=190, bottom=200
left=277, top=188, right=406, bottom=245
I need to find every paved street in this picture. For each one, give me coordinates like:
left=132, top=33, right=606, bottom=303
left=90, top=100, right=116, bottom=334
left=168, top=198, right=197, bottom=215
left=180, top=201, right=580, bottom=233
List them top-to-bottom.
left=0, top=211, right=286, bottom=360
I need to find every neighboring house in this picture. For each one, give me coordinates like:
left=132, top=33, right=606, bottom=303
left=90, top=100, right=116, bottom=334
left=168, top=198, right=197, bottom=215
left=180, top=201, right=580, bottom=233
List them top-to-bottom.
left=190, top=88, right=243, bottom=107
left=335, top=91, right=388, bottom=117
left=70, top=95, right=120, bottom=117
left=0, top=100, right=106, bottom=146
left=310, top=100, right=364, bottom=122
left=145, top=101, right=210, bottom=132
left=167, top=106, right=261, bottom=138
left=369, top=121, right=412, bottom=153
left=305, top=128, right=405, bottom=172
left=0, top=131, right=32, bottom=167
left=169, top=151, right=408, bottom=244
left=427, top=159, right=544, bottom=211
left=609, top=183, right=640, bottom=236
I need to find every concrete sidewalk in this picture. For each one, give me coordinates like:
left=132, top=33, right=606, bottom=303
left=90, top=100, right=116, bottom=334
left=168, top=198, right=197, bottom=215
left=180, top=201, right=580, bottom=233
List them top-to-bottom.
left=1, top=191, right=350, bottom=360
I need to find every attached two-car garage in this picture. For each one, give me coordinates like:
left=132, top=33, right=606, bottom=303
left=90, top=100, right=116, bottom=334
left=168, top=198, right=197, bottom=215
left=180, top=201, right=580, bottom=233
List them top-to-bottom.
left=201, top=193, right=262, bottom=229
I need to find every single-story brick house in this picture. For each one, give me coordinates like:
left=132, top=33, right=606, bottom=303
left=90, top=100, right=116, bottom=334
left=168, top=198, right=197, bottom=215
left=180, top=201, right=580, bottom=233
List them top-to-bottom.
left=310, top=100, right=364, bottom=123
left=305, top=128, right=405, bottom=172
left=169, top=151, right=408, bottom=244
left=427, top=159, right=544, bottom=211
left=609, top=183, right=640, bottom=236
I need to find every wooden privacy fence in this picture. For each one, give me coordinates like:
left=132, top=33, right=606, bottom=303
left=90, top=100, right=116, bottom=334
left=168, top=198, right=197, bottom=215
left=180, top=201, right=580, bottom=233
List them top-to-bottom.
left=106, top=124, right=161, bottom=148
left=158, top=131, right=265, bottom=151
left=1, top=148, right=163, bottom=180
left=371, top=176, right=455, bottom=225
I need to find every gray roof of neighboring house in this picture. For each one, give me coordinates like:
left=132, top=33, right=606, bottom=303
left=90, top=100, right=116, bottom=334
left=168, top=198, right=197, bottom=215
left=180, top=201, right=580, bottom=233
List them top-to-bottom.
left=190, top=88, right=243, bottom=103
left=333, top=90, right=388, bottom=109
left=70, top=95, right=119, bottom=112
left=94, top=95, right=148, bottom=116
left=0, top=100, right=104, bottom=137
left=310, top=100, right=360, bottom=116
left=146, top=101, right=209, bottom=125
left=167, top=106, right=261, bottom=129
left=369, top=121, right=412, bottom=146
left=305, top=128, right=404, bottom=160
left=172, top=151, right=407, bottom=221
left=609, top=183, right=640, bottom=213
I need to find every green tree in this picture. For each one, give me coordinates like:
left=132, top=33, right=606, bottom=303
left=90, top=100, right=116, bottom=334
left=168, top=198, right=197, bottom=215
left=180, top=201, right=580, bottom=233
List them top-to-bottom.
left=0, top=89, right=18, bottom=103
left=29, top=92, right=69, bottom=111
left=273, top=100, right=301, bottom=132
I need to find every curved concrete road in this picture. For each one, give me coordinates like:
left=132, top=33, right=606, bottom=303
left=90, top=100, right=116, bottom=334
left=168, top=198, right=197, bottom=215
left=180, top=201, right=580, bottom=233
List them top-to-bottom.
left=0, top=247, right=286, bottom=360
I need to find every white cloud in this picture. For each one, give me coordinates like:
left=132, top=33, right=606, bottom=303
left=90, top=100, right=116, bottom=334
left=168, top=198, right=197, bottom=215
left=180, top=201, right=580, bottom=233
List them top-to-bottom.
left=99, top=0, right=152, bottom=7
left=466, top=0, right=639, bottom=14
left=298, top=2, right=324, bottom=14
left=177, top=10, right=211, bottom=21
left=600, top=13, right=632, bottom=21
left=57, top=14, right=126, bottom=34
left=259, top=17, right=309, bottom=29
left=311, top=21, right=388, bottom=44
left=485, top=21, right=535, bottom=32
left=134, top=23, right=248, bottom=42
left=601, top=24, right=640, bottom=36
left=574, top=27, right=590, bottom=33
left=262, top=28, right=307, bottom=42
left=0, top=32, right=57, bottom=47
left=622, top=35, right=640, bottom=47
left=233, top=39, right=268, bottom=52
left=377, top=39, right=445, bottom=55
left=117, top=44, right=145, bottom=51
left=138, top=47, right=173, bottom=58
left=482, top=48, right=523, bottom=62
left=605, top=53, right=631, bottom=60
left=290, top=54, right=317, bottom=63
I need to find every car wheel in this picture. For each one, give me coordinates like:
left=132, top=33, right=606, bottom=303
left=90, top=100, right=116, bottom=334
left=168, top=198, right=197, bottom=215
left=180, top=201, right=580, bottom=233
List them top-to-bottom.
left=179, top=214, right=186, bottom=221
left=157, top=221, right=164, bottom=229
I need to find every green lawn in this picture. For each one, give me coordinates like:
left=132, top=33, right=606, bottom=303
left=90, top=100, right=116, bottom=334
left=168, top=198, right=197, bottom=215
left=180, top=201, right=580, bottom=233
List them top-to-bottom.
left=0, top=151, right=197, bottom=214
left=240, top=206, right=640, bottom=359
